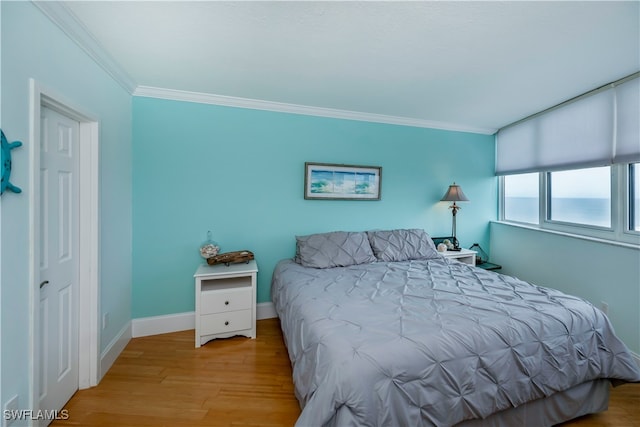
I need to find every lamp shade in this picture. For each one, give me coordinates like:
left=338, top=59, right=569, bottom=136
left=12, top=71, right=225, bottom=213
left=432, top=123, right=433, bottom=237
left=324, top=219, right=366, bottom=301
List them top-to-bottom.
left=440, top=183, right=469, bottom=202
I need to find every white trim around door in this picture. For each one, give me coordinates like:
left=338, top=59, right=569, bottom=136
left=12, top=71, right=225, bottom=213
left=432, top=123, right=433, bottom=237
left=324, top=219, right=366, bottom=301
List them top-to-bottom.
left=28, top=79, right=100, bottom=412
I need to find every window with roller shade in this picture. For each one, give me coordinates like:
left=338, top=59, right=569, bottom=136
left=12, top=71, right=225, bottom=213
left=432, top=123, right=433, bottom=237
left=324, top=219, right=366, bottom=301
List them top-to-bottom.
left=497, top=74, right=639, bottom=244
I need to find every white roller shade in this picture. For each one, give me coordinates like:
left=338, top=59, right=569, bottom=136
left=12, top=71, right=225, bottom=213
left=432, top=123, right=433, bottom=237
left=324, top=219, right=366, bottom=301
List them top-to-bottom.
left=496, top=74, right=639, bottom=175
left=614, top=77, right=640, bottom=164
left=537, top=89, right=614, bottom=170
left=495, top=119, right=539, bottom=175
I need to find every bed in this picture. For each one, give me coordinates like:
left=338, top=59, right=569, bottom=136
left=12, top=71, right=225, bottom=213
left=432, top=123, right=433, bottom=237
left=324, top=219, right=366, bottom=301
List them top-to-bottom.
left=271, top=229, right=640, bottom=426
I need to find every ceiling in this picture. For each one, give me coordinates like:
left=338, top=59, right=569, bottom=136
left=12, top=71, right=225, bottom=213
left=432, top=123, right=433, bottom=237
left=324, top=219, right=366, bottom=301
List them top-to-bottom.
left=58, top=1, right=639, bottom=134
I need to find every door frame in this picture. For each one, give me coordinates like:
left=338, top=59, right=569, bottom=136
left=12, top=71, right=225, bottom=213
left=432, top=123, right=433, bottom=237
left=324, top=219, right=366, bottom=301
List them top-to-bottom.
left=28, top=79, right=100, bottom=410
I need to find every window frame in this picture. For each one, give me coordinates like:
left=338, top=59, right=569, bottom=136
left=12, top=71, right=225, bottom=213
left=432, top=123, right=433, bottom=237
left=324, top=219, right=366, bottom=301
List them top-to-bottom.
left=498, top=163, right=640, bottom=246
left=629, top=163, right=639, bottom=232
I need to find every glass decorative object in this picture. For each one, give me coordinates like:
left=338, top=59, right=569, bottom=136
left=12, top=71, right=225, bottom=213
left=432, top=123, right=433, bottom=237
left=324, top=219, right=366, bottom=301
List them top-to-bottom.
left=199, top=231, right=220, bottom=259
left=469, top=243, right=488, bottom=265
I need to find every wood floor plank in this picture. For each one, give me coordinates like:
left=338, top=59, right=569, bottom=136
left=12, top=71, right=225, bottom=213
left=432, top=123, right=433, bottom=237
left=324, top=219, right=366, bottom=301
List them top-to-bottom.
left=52, top=319, right=639, bottom=426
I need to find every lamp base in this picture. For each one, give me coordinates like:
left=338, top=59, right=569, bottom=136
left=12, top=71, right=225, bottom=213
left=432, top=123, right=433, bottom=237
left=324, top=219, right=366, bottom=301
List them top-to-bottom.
left=451, top=236, right=461, bottom=251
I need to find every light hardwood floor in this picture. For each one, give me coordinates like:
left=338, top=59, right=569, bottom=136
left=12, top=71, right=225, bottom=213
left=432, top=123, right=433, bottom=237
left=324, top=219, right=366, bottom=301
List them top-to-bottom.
left=54, top=319, right=639, bottom=426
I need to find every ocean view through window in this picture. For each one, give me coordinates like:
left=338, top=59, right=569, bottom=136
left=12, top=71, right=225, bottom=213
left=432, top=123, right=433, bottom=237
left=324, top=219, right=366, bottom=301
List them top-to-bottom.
left=500, top=163, right=639, bottom=245
left=549, top=167, right=611, bottom=228
left=504, top=173, right=539, bottom=224
left=497, top=181, right=640, bottom=247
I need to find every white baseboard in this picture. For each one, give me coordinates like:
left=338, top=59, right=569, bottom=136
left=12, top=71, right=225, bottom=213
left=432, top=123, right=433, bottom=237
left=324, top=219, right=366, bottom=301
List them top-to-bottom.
left=131, top=302, right=278, bottom=338
left=257, top=302, right=277, bottom=320
left=132, top=311, right=195, bottom=338
left=100, top=320, right=131, bottom=381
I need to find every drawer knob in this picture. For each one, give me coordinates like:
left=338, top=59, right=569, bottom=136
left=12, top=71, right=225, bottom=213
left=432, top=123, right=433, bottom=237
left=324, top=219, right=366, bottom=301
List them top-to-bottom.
left=224, top=301, right=229, bottom=306
left=224, top=321, right=229, bottom=326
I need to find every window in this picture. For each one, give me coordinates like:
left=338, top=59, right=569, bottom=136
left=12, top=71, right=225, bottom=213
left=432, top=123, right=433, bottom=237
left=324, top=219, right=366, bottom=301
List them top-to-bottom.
left=499, top=163, right=639, bottom=244
left=631, top=163, right=640, bottom=232
left=548, top=166, right=611, bottom=228
left=504, top=173, right=539, bottom=224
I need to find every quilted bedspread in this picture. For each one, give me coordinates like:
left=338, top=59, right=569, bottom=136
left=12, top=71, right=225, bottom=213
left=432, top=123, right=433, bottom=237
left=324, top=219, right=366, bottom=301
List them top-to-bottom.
left=271, top=257, right=640, bottom=427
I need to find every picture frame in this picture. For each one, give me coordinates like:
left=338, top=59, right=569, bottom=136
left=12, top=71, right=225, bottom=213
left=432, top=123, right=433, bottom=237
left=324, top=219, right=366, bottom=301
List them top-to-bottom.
left=304, top=162, right=382, bottom=200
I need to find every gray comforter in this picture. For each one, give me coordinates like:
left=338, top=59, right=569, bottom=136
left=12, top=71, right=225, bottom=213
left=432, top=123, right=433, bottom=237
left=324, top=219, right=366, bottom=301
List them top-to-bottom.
left=271, top=257, right=640, bottom=427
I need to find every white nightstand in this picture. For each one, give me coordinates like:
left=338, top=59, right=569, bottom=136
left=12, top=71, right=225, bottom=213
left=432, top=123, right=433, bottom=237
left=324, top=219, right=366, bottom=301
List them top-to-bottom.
left=441, top=248, right=477, bottom=266
left=194, top=260, right=258, bottom=348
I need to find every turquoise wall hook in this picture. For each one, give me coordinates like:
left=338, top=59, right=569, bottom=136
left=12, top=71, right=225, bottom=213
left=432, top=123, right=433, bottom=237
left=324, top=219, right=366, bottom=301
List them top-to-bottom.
left=1, top=129, right=23, bottom=195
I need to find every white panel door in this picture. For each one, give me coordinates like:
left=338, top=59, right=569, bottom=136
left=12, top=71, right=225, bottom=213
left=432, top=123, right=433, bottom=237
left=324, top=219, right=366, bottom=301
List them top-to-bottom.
left=39, top=107, right=80, bottom=418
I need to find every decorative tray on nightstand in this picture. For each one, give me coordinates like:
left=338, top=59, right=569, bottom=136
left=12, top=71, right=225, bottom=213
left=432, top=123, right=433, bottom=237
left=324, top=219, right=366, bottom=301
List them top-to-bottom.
left=207, top=250, right=255, bottom=266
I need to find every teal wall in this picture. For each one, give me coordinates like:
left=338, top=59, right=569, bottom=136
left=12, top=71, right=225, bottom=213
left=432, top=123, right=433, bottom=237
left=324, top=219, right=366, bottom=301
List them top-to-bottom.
left=1, top=2, right=132, bottom=409
left=132, top=97, right=496, bottom=317
left=491, top=222, right=640, bottom=354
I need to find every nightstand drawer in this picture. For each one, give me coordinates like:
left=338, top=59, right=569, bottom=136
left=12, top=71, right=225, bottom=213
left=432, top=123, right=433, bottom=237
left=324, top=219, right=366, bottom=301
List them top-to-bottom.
left=201, top=287, right=252, bottom=315
left=200, top=310, right=252, bottom=335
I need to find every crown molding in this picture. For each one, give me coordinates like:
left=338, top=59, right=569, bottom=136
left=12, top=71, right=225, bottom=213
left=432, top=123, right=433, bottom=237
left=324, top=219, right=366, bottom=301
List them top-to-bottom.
left=33, top=1, right=137, bottom=94
left=134, top=86, right=496, bottom=135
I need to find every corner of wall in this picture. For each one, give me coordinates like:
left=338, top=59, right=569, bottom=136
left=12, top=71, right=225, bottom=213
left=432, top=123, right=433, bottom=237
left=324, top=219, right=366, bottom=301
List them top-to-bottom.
left=99, top=321, right=131, bottom=384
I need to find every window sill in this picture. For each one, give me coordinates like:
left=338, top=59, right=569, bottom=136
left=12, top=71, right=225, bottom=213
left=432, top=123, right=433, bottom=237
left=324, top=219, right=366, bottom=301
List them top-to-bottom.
left=491, top=220, right=640, bottom=250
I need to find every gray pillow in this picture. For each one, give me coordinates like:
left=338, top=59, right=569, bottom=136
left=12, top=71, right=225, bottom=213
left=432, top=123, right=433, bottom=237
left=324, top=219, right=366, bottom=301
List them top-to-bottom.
left=366, top=229, right=440, bottom=262
left=295, top=231, right=377, bottom=269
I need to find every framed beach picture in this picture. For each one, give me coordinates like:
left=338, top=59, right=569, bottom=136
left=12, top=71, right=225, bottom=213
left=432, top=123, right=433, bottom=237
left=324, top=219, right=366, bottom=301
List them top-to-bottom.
left=304, top=162, right=382, bottom=200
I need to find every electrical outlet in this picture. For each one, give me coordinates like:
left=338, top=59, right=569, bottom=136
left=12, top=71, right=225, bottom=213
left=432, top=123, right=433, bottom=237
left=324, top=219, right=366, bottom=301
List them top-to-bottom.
left=601, top=301, right=609, bottom=315
left=102, top=312, right=110, bottom=330
left=4, top=395, right=19, bottom=427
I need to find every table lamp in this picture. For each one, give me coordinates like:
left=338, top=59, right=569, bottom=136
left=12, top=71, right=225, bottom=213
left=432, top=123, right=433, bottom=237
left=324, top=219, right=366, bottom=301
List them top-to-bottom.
left=440, top=182, right=469, bottom=250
